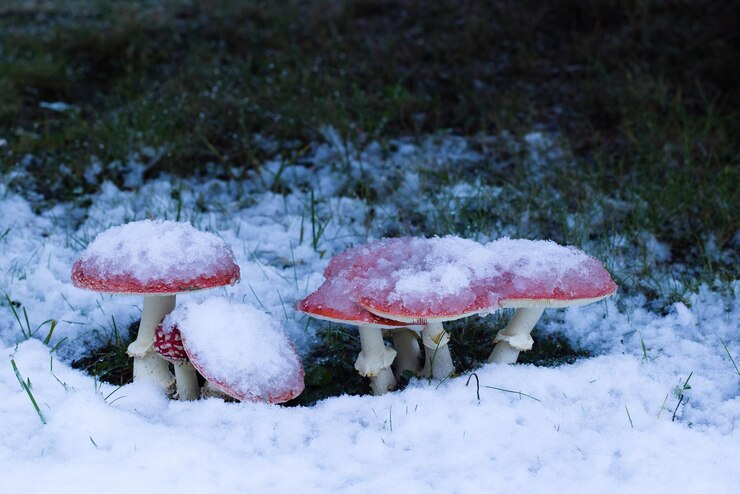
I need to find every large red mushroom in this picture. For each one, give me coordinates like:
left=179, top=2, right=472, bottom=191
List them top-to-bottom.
left=72, top=220, right=240, bottom=391
left=481, top=238, right=617, bottom=363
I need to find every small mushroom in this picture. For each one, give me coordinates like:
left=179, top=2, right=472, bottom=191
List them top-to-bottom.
left=71, top=220, right=240, bottom=391
left=338, top=236, right=498, bottom=380
left=482, top=239, right=618, bottom=364
left=296, top=275, right=407, bottom=395
left=170, top=298, right=304, bottom=403
left=153, top=320, right=200, bottom=400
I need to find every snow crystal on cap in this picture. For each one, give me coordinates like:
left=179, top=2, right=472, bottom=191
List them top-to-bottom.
left=72, top=220, right=240, bottom=293
left=168, top=298, right=303, bottom=403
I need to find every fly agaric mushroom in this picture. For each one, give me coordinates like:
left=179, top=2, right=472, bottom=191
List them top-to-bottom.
left=71, top=220, right=240, bottom=391
left=345, top=236, right=500, bottom=380
left=482, top=238, right=617, bottom=364
left=296, top=275, right=407, bottom=395
left=170, top=297, right=304, bottom=403
left=153, top=320, right=199, bottom=400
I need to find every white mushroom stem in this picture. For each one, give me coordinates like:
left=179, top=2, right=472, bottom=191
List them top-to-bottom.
left=127, top=295, right=176, bottom=389
left=488, top=307, right=544, bottom=364
left=420, top=321, right=454, bottom=379
left=355, top=324, right=397, bottom=395
left=391, top=328, right=422, bottom=379
left=173, top=362, right=200, bottom=401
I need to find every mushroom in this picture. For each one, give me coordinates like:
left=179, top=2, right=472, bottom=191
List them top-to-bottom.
left=71, top=220, right=240, bottom=391
left=339, top=236, right=499, bottom=380
left=482, top=239, right=618, bottom=364
left=296, top=275, right=406, bottom=395
left=359, top=296, right=493, bottom=380
left=170, top=297, right=304, bottom=403
left=153, top=320, right=200, bottom=400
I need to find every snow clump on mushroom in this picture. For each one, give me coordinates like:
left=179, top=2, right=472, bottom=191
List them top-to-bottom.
left=165, top=298, right=304, bottom=403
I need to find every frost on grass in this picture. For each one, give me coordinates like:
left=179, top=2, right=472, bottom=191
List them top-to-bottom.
left=164, top=298, right=303, bottom=402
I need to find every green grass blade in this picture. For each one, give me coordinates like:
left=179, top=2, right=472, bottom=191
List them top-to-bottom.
left=4, top=292, right=29, bottom=339
left=719, top=338, right=740, bottom=376
left=11, top=359, right=46, bottom=425
left=482, top=385, right=541, bottom=402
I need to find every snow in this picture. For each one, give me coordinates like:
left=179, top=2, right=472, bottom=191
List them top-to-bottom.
left=0, top=132, right=738, bottom=492
left=165, top=298, right=303, bottom=402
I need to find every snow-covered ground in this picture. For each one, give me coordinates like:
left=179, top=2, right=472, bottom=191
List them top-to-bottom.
left=1, top=133, right=738, bottom=492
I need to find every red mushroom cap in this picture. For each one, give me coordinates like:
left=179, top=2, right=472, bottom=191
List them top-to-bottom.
left=71, top=220, right=240, bottom=294
left=346, top=236, right=617, bottom=321
left=344, top=237, right=500, bottom=322
left=478, top=238, right=617, bottom=307
left=480, top=259, right=617, bottom=307
left=296, top=275, right=406, bottom=328
left=169, top=298, right=304, bottom=404
left=154, top=321, right=189, bottom=365
left=190, top=350, right=304, bottom=404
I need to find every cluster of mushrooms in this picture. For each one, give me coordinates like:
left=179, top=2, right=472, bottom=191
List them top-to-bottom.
left=72, top=220, right=616, bottom=401
left=72, top=220, right=304, bottom=403
left=296, top=236, right=617, bottom=395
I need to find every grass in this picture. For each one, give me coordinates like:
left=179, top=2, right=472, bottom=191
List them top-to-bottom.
left=0, top=0, right=737, bottom=401
left=72, top=319, right=136, bottom=387
left=719, top=338, right=740, bottom=377
left=11, top=358, right=46, bottom=424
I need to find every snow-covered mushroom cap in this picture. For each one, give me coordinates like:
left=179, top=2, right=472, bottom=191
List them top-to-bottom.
left=71, top=219, right=240, bottom=294
left=348, top=236, right=500, bottom=322
left=354, top=236, right=616, bottom=320
left=480, top=238, right=617, bottom=307
left=296, top=275, right=407, bottom=329
left=168, top=298, right=304, bottom=403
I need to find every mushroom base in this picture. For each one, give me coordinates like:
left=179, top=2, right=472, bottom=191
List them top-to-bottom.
left=488, top=307, right=544, bottom=364
left=356, top=324, right=398, bottom=395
